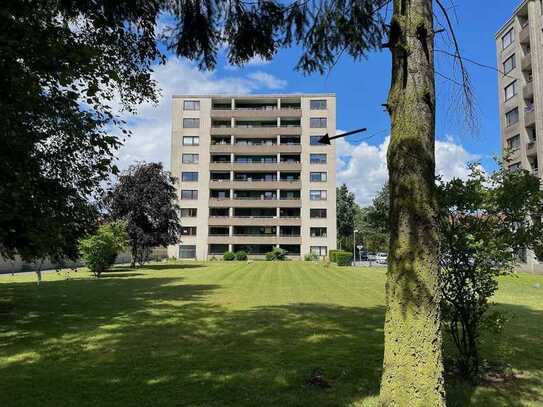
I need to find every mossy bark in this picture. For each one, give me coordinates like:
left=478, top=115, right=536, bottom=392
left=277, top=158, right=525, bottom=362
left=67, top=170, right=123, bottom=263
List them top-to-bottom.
left=379, top=0, right=445, bottom=405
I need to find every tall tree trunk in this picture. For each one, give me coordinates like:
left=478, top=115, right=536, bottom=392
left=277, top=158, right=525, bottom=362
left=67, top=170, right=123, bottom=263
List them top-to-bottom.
left=379, top=0, right=445, bottom=405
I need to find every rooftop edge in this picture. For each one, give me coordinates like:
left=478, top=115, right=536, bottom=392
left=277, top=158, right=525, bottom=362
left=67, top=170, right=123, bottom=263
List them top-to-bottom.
left=495, top=0, right=529, bottom=37
left=172, top=93, right=336, bottom=99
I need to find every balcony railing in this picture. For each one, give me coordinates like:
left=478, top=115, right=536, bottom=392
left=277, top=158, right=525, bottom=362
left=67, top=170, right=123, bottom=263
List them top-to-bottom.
left=234, top=196, right=277, bottom=200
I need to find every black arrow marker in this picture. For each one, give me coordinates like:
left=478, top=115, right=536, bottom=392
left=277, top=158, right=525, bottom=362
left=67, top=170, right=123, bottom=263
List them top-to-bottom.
left=318, top=128, right=368, bottom=145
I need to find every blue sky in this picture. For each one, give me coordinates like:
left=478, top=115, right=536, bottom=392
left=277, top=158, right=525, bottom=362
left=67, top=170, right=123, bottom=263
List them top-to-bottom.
left=117, top=1, right=518, bottom=205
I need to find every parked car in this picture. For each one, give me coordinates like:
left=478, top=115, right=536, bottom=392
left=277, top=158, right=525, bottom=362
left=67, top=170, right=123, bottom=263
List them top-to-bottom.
left=358, top=251, right=369, bottom=261
left=375, top=253, right=388, bottom=264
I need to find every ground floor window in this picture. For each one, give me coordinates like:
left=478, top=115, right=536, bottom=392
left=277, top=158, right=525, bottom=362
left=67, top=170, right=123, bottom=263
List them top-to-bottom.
left=179, top=245, right=196, bottom=259
left=310, top=246, right=327, bottom=257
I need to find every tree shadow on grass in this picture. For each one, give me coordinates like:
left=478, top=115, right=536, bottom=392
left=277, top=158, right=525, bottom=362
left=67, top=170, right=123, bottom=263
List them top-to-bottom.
left=140, top=263, right=208, bottom=271
left=99, top=273, right=145, bottom=278
left=0, top=276, right=386, bottom=407
left=0, top=276, right=541, bottom=407
left=445, top=302, right=543, bottom=407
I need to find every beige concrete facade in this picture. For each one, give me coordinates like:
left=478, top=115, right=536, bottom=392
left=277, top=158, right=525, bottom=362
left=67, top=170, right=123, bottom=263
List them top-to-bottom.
left=496, top=0, right=543, bottom=271
left=168, top=94, right=337, bottom=260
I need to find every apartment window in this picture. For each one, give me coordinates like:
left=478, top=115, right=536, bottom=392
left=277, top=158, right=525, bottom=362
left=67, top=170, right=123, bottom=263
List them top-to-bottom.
left=502, top=27, right=514, bottom=49
left=503, top=54, right=516, bottom=75
left=504, top=81, right=517, bottom=101
left=310, top=99, right=327, bottom=110
left=183, top=100, right=200, bottom=110
left=505, top=107, right=519, bottom=126
left=183, top=118, right=200, bottom=128
left=310, top=118, right=327, bottom=128
left=507, top=134, right=521, bottom=150
left=310, top=135, right=325, bottom=145
left=183, top=136, right=200, bottom=146
left=182, top=153, right=199, bottom=164
left=310, top=153, right=327, bottom=164
left=508, top=162, right=521, bottom=171
left=182, top=172, right=199, bottom=182
left=310, top=172, right=327, bottom=182
left=181, top=190, right=198, bottom=200
left=310, top=190, right=327, bottom=201
left=180, top=208, right=197, bottom=217
left=310, top=208, right=327, bottom=218
left=180, top=227, right=197, bottom=236
left=310, top=227, right=327, bottom=237
left=179, top=245, right=196, bottom=259
left=310, top=246, right=327, bottom=257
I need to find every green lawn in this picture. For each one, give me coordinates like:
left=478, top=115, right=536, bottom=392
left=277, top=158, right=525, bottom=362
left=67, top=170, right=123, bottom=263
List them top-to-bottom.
left=0, top=262, right=542, bottom=406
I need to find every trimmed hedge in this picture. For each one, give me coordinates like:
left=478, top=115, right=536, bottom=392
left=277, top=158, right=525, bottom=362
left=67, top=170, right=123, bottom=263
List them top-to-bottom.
left=235, top=250, right=248, bottom=261
left=329, top=250, right=351, bottom=264
left=329, top=250, right=340, bottom=263
left=223, top=251, right=236, bottom=261
left=336, top=252, right=353, bottom=266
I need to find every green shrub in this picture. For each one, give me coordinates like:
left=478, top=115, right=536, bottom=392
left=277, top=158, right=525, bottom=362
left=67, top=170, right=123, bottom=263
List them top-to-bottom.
left=79, top=221, right=127, bottom=277
left=265, top=247, right=287, bottom=261
left=235, top=250, right=248, bottom=261
left=329, top=250, right=341, bottom=263
left=329, top=250, right=351, bottom=264
left=223, top=251, right=236, bottom=261
left=336, top=252, right=353, bottom=267
left=304, top=253, right=319, bottom=261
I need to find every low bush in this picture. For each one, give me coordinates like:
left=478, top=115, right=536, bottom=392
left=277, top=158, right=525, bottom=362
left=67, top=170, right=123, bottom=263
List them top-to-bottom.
left=79, top=221, right=127, bottom=277
left=265, top=247, right=287, bottom=261
left=235, top=250, right=248, bottom=261
left=329, top=250, right=342, bottom=263
left=329, top=250, right=352, bottom=264
left=223, top=251, right=236, bottom=261
left=335, top=252, right=353, bottom=267
left=304, top=253, right=319, bottom=261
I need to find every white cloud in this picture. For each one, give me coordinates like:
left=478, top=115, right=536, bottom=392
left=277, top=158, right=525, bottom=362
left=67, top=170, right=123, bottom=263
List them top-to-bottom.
left=114, top=58, right=288, bottom=170
left=246, top=71, right=287, bottom=89
left=336, top=135, right=479, bottom=206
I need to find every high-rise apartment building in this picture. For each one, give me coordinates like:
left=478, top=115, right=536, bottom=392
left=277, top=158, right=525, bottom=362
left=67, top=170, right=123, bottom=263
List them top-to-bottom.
left=496, top=0, right=543, bottom=271
left=496, top=0, right=541, bottom=178
left=168, top=94, right=337, bottom=260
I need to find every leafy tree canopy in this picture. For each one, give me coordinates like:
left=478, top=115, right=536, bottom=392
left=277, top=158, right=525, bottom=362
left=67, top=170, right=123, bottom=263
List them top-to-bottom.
left=0, top=0, right=162, bottom=262
left=106, top=162, right=181, bottom=267
left=438, top=163, right=543, bottom=379
left=336, top=184, right=357, bottom=248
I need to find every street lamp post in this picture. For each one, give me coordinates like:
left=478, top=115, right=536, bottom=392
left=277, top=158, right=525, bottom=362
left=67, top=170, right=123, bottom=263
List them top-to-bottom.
left=353, top=229, right=358, bottom=266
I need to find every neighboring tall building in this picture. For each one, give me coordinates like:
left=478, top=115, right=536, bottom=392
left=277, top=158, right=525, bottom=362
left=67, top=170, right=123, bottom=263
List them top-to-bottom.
left=496, top=0, right=543, bottom=271
left=496, top=0, right=541, bottom=177
left=168, top=94, right=337, bottom=260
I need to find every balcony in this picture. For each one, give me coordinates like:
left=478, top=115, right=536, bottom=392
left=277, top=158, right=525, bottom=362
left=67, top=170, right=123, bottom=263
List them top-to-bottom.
left=519, top=24, right=530, bottom=44
left=522, top=53, right=532, bottom=71
left=523, top=81, right=534, bottom=99
left=211, top=106, right=301, bottom=119
left=525, top=109, right=535, bottom=127
left=211, top=126, right=299, bottom=136
left=527, top=140, right=538, bottom=156
left=210, top=143, right=302, bottom=154
left=209, top=161, right=301, bottom=171
left=210, top=180, right=301, bottom=189
left=208, top=197, right=301, bottom=208
left=208, top=216, right=301, bottom=227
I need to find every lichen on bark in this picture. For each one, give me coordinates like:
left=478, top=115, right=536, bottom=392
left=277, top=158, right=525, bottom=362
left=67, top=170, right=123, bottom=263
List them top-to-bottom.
left=379, top=0, right=446, bottom=405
